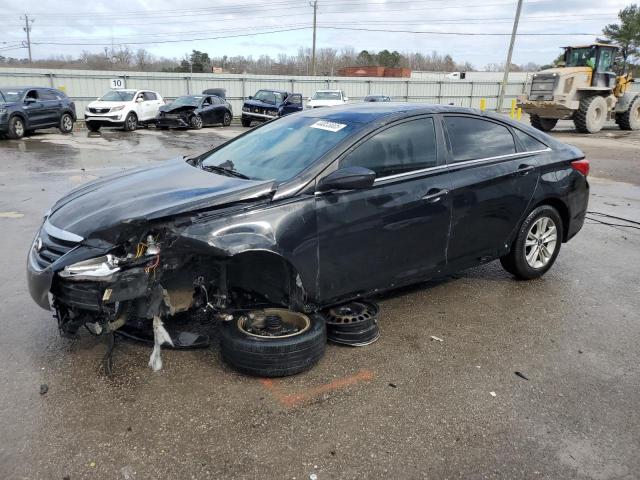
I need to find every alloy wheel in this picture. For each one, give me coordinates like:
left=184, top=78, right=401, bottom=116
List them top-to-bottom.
left=62, top=115, right=73, bottom=132
left=14, top=119, right=24, bottom=137
left=525, top=216, right=558, bottom=269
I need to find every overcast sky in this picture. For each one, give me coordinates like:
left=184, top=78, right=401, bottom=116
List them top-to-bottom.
left=0, top=0, right=631, bottom=68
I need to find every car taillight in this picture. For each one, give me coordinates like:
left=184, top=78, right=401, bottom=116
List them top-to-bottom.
left=571, top=159, right=589, bottom=177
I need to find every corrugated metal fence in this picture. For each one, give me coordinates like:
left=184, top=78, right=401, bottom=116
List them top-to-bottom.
left=0, top=67, right=532, bottom=115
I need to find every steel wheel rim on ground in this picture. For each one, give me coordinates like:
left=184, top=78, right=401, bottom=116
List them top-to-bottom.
left=525, top=216, right=558, bottom=269
left=237, top=308, right=311, bottom=339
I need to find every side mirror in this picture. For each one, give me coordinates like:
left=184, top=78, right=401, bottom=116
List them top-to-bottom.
left=248, top=95, right=253, bottom=100
left=24, top=97, right=36, bottom=104
left=136, top=97, right=144, bottom=103
left=317, top=166, right=376, bottom=192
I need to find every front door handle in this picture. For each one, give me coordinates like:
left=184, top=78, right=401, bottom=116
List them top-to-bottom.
left=516, top=164, right=535, bottom=176
left=422, top=188, right=449, bottom=203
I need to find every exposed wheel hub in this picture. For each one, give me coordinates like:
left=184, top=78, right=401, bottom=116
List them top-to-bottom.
left=238, top=308, right=310, bottom=338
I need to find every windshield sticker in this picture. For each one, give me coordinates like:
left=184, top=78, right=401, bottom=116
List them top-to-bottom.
left=310, top=120, right=347, bottom=132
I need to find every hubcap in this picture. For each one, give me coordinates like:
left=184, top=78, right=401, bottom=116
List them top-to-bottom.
left=63, top=116, right=72, bottom=130
left=15, top=120, right=24, bottom=136
left=525, top=216, right=557, bottom=269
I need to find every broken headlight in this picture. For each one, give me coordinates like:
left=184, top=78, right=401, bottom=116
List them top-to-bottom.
left=59, top=254, right=121, bottom=279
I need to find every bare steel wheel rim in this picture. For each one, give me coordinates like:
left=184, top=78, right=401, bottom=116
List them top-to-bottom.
left=14, top=119, right=24, bottom=136
left=525, top=216, right=558, bottom=269
left=237, top=308, right=311, bottom=339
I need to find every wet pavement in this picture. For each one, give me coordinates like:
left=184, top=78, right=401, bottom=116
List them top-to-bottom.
left=0, top=123, right=639, bottom=479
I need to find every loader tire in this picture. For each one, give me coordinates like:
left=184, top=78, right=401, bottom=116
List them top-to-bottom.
left=616, top=95, right=640, bottom=131
left=574, top=96, right=607, bottom=133
left=530, top=115, right=557, bottom=132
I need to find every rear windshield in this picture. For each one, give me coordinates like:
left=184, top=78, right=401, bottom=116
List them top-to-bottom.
left=201, top=115, right=363, bottom=181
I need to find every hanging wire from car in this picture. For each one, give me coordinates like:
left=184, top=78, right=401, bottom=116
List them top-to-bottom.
left=585, top=211, right=640, bottom=230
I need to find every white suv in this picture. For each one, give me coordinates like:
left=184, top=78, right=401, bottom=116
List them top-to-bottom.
left=85, top=89, right=164, bottom=132
left=307, top=90, right=348, bottom=108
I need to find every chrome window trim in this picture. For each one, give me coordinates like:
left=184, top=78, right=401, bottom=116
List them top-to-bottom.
left=373, top=148, right=551, bottom=184
left=43, top=219, right=84, bottom=242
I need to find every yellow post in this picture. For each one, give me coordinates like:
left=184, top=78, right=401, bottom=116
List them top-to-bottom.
left=479, top=98, right=486, bottom=111
left=510, top=99, right=516, bottom=118
left=516, top=107, right=522, bottom=121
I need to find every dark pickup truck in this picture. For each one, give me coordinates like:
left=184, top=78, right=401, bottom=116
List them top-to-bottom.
left=241, top=89, right=303, bottom=127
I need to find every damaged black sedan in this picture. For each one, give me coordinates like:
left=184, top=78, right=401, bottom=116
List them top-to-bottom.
left=156, top=94, right=232, bottom=129
left=27, top=104, right=589, bottom=377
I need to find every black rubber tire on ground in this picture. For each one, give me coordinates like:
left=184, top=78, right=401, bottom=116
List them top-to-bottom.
left=573, top=95, right=607, bottom=133
left=616, top=95, right=640, bottom=131
left=223, top=111, right=232, bottom=127
left=123, top=112, right=138, bottom=131
left=59, top=113, right=74, bottom=134
left=190, top=114, right=203, bottom=129
left=530, top=115, right=558, bottom=132
left=7, top=116, right=25, bottom=139
left=241, top=117, right=251, bottom=127
left=86, top=121, right=101, bottom=132
left=157, top=125, right=169, bottom=130
left=500, top=205, right=563, bottom=280
left=220, top=313, right=326, bottom=377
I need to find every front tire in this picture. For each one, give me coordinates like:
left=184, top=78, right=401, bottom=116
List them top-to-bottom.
left=574, top=96, right=607, bottom=133
left=616, top=96, right=640, bottom=131
left=222, top=111, right=232, bottom=127
left=123, top=112, right=138, bottom=131
left=59, top=113, right=74, bottom=134
left=190, top=114, right=203, bottom=129
left=530, top=115, right=557, bottom=132
left=7, top=116, right=25, bottom=139
left=241, top=117, right=251, bottom=127
left=86, top=122, right=101, bottom=132
left=500, top=205, right=563, bottom=280
left=220, top=309, right=326, bottom=377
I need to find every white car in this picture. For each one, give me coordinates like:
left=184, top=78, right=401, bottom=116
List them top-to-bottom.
left=85, top=89, right=164, bottom=132
left=307, top=90, right=348, bottom=108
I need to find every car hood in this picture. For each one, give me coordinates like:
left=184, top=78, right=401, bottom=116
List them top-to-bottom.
left=244, top=99, right=279, bottom=109
left=308, top=99, right=345, bottom=107
left=88, top=100, right=131, bottom=108
left=0, top=101, right=18, bottom=109
left=159, top=104, right=198, bottom=114
left=47, top=158, right=276, bottom=241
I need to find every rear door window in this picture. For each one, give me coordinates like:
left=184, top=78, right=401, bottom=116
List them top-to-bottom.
left=38, top=89, right=58, bottom=101
left=143, top=91, right=157, bottom=101
left=445, top=116, right=516, bottom=163
left=340, top=117, right=438, bottom=178
left=513, top=129, right=547, bottom=152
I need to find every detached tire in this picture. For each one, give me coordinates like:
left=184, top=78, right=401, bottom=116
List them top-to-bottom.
left=616, top=95, right=640, bottom=131
left=574, top=96, right=607, bottom=133
left=530, top=115, right=557, bottom=132
left=500, top=205, right=563, bottom=280
left=220, top=310, right=326, bottom=377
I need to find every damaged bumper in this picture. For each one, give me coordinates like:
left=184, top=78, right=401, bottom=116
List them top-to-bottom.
left=156, top=115, right=190, bottom=128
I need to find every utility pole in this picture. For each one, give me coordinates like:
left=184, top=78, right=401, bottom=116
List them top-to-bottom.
left=310, top=0, right=317, bottom=76
left=496, top=0, right=522, bottom=112
left=21, top=14, right=34, bottom=62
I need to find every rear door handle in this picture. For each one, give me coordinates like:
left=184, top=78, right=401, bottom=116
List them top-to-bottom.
left=516, top=164, right=535, bottom=176
left=422, top=188, right=449, bottom=203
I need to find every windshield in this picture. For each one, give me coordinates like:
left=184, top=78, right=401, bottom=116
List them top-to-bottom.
left=565, top=47, right=597, bottom=68
left=0, top=88, right=25, bottom=102
left=100, top=90, right=136, bottom=102
left=253, top=90, right=285, bottom=104
left=312, top=91, right=342, bottom=100
left=172, top=96, right=202, bottom=107
left=200, top=114, right=363, bottom=181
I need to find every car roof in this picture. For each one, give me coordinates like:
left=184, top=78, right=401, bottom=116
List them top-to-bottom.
left=1, top=86, right=58, bottom=90
left=314, top=89, right=341, bottom=92
left=295, top=102, right=481, bottom=122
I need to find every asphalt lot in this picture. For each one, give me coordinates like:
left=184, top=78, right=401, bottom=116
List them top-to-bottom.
left=0, top=120, right=639, bottom=480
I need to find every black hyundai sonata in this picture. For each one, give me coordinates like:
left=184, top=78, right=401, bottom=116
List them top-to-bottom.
left=27, top=104, right=589, bottom=375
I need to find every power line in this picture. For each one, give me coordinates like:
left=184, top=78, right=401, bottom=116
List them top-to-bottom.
left=321, top=26, right=599, bottom=36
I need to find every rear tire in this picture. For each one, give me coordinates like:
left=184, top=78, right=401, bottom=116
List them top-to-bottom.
left=616, top=95, right=640, bottom=131
left=574, top=96, right=607, bottom=133
left=123, top=112, right=137, bottom=131
left=59, top=113, right=74, bottom=134
left=530, top=115, right=557, bottom=132
left=7, top=116, right=25, bottom=139
left=241, top=117, right=251, bottom=127
left=500, top=205, right=563, bottom=280
left=220, top=311, right=326, bottom=377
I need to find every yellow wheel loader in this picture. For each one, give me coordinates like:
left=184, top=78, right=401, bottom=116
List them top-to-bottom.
left=519, top=44, right=639, bottom=134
